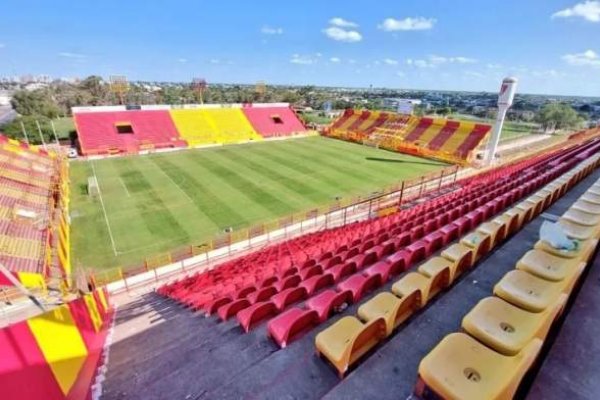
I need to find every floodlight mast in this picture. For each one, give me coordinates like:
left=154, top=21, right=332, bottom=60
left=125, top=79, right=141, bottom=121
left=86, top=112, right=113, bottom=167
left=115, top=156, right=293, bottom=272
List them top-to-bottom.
left=485, top=77, right=518, bottom=166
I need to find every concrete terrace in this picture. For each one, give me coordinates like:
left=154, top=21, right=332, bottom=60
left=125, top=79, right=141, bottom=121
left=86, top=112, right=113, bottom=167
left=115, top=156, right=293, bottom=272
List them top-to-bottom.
left=102, top=168, right=600, bottom=400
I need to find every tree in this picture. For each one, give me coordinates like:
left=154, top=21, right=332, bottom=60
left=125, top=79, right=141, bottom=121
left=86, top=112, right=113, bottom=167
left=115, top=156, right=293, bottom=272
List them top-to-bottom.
left=11, top=90, right=61, bottom=118
left=535, top=103, right=584, bottom=132
left=0, top=115, right=55, bottom=144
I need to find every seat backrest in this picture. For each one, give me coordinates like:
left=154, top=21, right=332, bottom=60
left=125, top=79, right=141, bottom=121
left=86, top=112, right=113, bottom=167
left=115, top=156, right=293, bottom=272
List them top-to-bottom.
left=349, top=318, right=387, bottom=364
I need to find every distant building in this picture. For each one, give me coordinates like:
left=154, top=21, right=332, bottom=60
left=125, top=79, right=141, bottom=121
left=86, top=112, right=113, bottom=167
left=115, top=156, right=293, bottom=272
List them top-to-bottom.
left=0, top=90, right=11, bottom=106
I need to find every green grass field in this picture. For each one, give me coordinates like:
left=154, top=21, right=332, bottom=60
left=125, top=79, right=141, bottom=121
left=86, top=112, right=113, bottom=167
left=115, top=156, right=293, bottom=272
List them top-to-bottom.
left=70, top=136, right=446, bottom=271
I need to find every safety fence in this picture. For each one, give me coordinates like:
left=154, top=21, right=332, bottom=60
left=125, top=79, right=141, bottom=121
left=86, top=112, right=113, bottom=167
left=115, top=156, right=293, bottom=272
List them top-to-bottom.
left=88, top=165, right=461, bottom=289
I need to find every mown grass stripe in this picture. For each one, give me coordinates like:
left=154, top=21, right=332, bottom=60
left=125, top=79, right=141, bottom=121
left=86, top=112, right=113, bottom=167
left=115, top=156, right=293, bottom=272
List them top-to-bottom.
left=217, top=147, right=328, bottom=203
left=185, top=153, right=296, bottom=215
left=150, top=156, right=249, bottom=229
left=118, top=159, right=190, bottom=242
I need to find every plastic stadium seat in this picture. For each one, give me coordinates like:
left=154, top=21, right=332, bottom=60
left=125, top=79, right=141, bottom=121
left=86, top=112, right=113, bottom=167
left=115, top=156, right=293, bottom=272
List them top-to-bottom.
left=581, top=192, right=600, bottom=205
left=572, top=199, right=600, bottom=214
left=515, top=201, right=536, bottom=224
left=504, top=208, right=528, bottom=231
left=562, top=208, right=600, bottom=226
left=464, top=210, right=484, bottom=228
left=452, top=217, right=472, bottom=237
left=557, top=218, right=600, bottom=240
left=477, top=221, right=506, bottom=248
left=439, top=224, right=459, bottom=244
left=410, top=225, right=425, bottom=241
left=396, top=231, right=413, bottom=248
left=422, top=231, right=445, bottom=254
left=460, top=231, right=492, bottom=262
left=534, top=237, right=597, bottom=263
left=405, top=241, right=428, bottom=264
left=369, top=243, right=395, bottom=259
left=441, top=244, right=474, bottom=281
left=516, top=249, right=586, bottom=283
left=347, top=252, right=378, bottom=270
left=325, top=255, right=342, bottom=269
left=418, top=256, right=455, bottom=284
left=301, top=258, right=317, bottom=270
left=364, top=260, right=402, bottom=283
left=329, top=262, right=357, bottom=282
left=299, top=265, right=323, bottom=281
left=279, top=267, right=298, bottom=278
left=493, top=270, right=574, bottom=312
left=391, top=272, right=447, bottom=307
left=300, top=273, right=334, bottom=295
left=337, top=274, right=382, bottom=303
left=275, top=275, right=301, bottom=292
left=258, top=276, right=278, bottom=288
left=236, top=285, right=257, bottom=299
left=248, top=286, right=279, bottom=304
left=272, top=286, right=308, bottom=311
left=306, top=289, right=353, bottom=322
left=357, top=292, right=418, bottom=336
left=462, top=295, right=566, bottom=356
left=204, top=296, right=233, bottom=316
left=217, top=299, right=251, bottom=321
left=237, top=301, right=278, bottom=332
left=267, top=308, right=320, bottom=348
left=315, top=316, right=387, bottom=377
left=416, top=333, right=542, bottom=400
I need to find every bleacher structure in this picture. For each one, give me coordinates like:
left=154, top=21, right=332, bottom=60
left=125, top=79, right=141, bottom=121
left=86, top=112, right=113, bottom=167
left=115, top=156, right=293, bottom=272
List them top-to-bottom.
left=73, top=103, right=309, bottom=156
left=325, top=109, right=492, bottom=165
left=145, top=129, right=600, bottom=399
left=0, top=135, right=71, bottom=291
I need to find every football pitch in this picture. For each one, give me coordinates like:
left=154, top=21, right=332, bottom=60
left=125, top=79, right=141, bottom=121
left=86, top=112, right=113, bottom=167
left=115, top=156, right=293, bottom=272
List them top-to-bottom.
left=69, top=136, right=446, bottom=270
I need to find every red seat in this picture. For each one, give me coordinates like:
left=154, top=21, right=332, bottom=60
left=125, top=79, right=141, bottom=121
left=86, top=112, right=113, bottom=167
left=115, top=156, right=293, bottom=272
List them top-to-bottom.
left=465, top=209, right=484, bottom=227
left=452, top=216, right=472, bottom=236
left=424, top=219, right=438, bottom=235
left=439, top=223, right=459, bottom=243
left=410, top=225, right=425, bottom=241
left=396, top=231, right=412, bottom=247
left=423, top=231, right=445, bottom=254
left=360, top=240, right=375, bottom=253
left=405, top=241, right=428, bottom=265
left=368, top=242, right=395, bottom=259
left=386, top=250, right=409, bottom=272
left=319, top=251, right=333, bottom=262
left=346, top=252, right=378, bottom=270
left=326, top=255, right=342, bottom=269
left=301, top=258, right=317, bottom=270
left=364, top=260, right=402, bottom=282
left=329, top=262, right=357, bottom=282
left=299, top=265, right=323, bottom=280
left=279, top=267, right=298, bottom=279
left=300, top=273, right=335, bottom=295
left=337, top=273, right=382, bottom=302
left=275, top=275, right=301, bottom=292
left=258, top=276, right=278, bottom=288
left=235, top=285, right=257, bottom=299
left=248, top=286, right=278, bottom=303
left=272, top=286, right=308, bottom=311
left=305, top=289, right=353, bottom=322
left=203, top=296, right=232, bottom=316
left=217, top=299, right=251, bottom=321
left=236, top=301, right=278, bottom=332
left=267, top=308, right=320, bottom=348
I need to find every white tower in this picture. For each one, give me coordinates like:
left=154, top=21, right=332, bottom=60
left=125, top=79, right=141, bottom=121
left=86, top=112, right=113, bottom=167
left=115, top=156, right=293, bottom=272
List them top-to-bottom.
left=485, top=77, right=518, bottom=165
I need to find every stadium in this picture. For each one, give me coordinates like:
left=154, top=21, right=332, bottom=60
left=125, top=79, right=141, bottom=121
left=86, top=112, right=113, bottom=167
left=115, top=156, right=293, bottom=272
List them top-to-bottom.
left=2, top=2, right=600, bottom=400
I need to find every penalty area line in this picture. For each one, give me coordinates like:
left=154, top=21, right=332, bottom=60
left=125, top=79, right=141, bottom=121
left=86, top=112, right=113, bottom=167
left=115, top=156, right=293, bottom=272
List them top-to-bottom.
left=91, top=161, right=120, bottom=256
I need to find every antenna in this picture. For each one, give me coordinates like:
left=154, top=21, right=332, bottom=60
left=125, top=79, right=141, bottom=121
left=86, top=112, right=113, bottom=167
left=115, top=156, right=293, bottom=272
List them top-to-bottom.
left=485, top=77, right=518, bottom=166
left=255, top=80, right=266, bottom=101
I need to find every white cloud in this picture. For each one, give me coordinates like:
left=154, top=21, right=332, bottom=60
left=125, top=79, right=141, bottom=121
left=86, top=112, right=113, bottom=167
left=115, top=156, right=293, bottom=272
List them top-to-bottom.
left=552, top=1, right=600, bottom=22
left=329, top=17, right=358, bottom=28
left=378, top=17, right=436, bottom=31
left=261, top=25, right=283, bottom=35
left=323, top=26, right=362, bottom=42
left=0, top=43, right=5, bottom=48
left=562, top=49, right=600, bottom=66
left=58, top=52, right=86, bottom=59
left=290, top=53, right=319, bottom=65
left=406, top=55, right=477, bottom=68
left=329, top=57, right=341, bottom=63
left=178, top=58, right=188, bottom=63
left=383, top=58, right=399, bottom=65
left=209, top=59, right=220, bottom=64
left=348, top=59, right=357, bottom=64
left=487, top=63, right=503, bottom=69
left=531, top=69, right=566, bottom=78
left=396, top=71, right=406, bottom=77
left=464, top=71, right=485, bottom=78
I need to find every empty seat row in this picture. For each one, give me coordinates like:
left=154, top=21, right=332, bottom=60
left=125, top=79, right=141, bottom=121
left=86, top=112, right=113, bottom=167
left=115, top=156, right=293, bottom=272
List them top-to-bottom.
left=416, top=157, right=600, bottom=400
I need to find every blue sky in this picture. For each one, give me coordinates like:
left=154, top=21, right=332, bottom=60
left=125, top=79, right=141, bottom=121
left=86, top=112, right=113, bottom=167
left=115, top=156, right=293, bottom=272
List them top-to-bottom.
left=0, top=0, right=599, bottom=96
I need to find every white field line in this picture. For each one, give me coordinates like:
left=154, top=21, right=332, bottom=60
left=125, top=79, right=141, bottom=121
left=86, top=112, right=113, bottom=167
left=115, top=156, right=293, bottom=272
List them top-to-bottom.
left=91, top=161, right=119, bottom=256
left=150, top=161, right=194, bottom=203
left=118, top=177, right=131, bottom=197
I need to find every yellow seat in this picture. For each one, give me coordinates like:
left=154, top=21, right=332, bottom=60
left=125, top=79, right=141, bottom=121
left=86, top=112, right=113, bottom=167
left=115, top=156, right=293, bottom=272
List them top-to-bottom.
left=587, top=186, right=600, bottom=196
left=581, top=192, right=600, bottom=205
left=572, top=200, right=600, bottom=215
left=515, top=202, right=536, bottom=224
left=505, top=207, right=528, bottom=229
left=562, top=208, right=600, bottom=227
left=495, top=212, right=520, bottom=236
left=557, top=218, right=600, bottom=240
left=477, top=221, right=506, bottom=248
left=460, top=231, right=492, bottom=262
left=534, top=238, right=597, bottom=263
left=441, top=244, right=474, bottom=280
left=516, top=249, right=586, bottom=283
left=418, top=256, right=455, bottom=284
left=493, top=270, right=565, bottom=312
left=391, top=272, right=442, bottom=308
left=357, top=292, right=417, bottom=336
left=462, top=295, right=566, bottom=356
left=315, top=316, right=387, bottom=377
left=417, top=333, right=542, bottom=400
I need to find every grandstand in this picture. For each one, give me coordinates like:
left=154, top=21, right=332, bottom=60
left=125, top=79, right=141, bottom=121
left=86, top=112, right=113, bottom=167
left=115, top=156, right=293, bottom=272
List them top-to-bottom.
left=74, top=103, right=308, bottom=155
left=326, top=109, right=492, bottom=165
left=0, top=135, right=70, bottom=290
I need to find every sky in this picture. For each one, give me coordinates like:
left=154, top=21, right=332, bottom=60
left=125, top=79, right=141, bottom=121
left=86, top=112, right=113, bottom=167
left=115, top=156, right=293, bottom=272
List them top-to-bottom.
left=0, top=0, right=599, bottom=96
